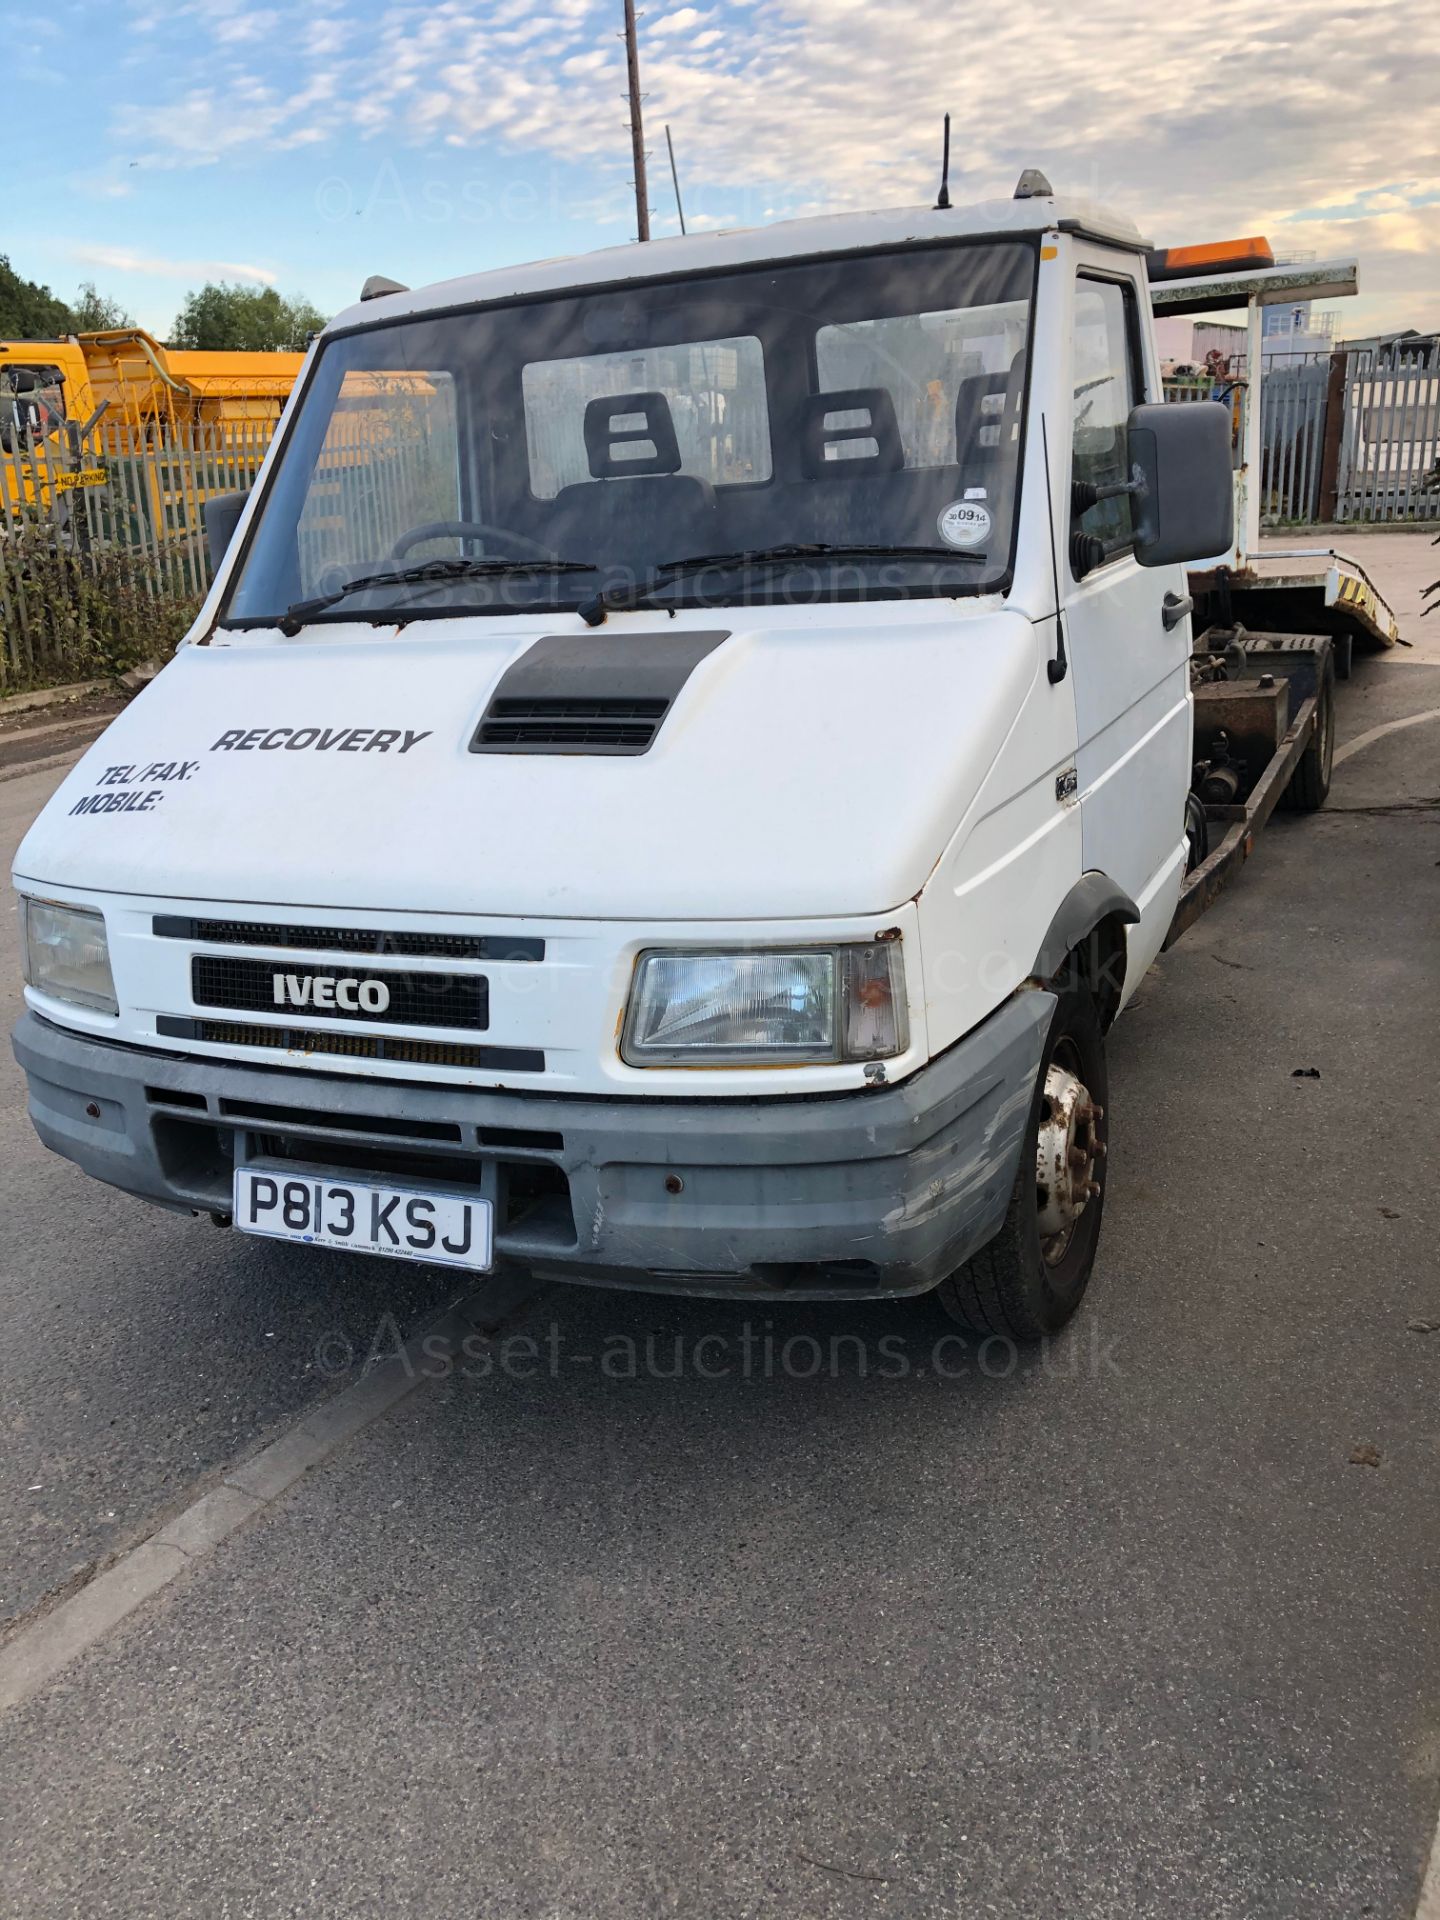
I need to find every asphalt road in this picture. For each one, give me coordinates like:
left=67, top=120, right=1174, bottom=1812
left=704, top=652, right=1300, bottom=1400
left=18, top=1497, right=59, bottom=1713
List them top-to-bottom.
left=2, top=556, right=1438, bottom=1917
left=0, top=769, right=484, bottom=1626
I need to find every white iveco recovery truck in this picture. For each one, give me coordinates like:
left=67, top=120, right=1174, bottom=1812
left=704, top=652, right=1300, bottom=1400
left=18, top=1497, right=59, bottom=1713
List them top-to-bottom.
left=13, top=179, right=1256, bottom=1341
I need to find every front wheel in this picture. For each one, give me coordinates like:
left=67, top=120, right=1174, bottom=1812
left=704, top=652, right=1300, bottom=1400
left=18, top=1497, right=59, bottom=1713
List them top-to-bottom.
left=934, top=980, right=1109, bottom=1342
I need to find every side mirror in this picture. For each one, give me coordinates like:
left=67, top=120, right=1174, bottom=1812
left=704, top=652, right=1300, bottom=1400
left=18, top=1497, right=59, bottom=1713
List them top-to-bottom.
left=1127, top=400, right=1233, bottom=568
left=202, top=488, right=250, bottom=575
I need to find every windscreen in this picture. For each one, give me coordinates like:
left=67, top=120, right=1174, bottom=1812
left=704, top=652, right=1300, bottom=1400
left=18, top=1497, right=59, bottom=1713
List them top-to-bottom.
left=223, top=240, right=1035, bottom=626
left=0, top=364, right=68, bottom=451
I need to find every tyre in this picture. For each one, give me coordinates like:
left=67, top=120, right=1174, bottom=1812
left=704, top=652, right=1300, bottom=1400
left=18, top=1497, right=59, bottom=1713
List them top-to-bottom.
left=1280, top=651, right=1335, bottom=812
left=1184, top=791, right=1209, bottom=874
left=935, top=977, right=1109, bottom=1342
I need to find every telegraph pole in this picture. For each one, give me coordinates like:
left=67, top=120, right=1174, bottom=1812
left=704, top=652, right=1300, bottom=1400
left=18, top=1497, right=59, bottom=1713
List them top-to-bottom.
left=622, top=0, right=650, bottom=240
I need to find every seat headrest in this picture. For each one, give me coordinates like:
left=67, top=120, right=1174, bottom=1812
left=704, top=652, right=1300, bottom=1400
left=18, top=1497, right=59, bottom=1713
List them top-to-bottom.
left=956, top=352, right=1028, bottom=461
left=954, top=371, right=1009, bottom=458
left=801, top=387, right=905, bottom=477
left=582, top=391, right=682, bottom=477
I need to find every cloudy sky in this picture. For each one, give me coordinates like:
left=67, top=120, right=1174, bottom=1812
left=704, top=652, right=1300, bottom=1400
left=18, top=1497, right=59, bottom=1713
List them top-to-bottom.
left=7, top=0, right=1438, bottom=339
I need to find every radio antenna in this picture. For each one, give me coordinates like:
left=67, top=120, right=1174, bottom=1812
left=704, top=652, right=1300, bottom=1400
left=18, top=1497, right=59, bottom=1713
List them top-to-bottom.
left=934, top=113, right=952, bottom=210
left=665, top=123, right=687, bottom=234
left=1041, top=415, right=1069, bottom=685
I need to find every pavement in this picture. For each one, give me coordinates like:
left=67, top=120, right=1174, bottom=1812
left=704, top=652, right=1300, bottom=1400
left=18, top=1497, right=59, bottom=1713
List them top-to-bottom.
left=1258, top=526, right=1440, bottom=665
left=1, top=530, right=1438, bottom=1918
left=0, top=687, right=135, bottom=783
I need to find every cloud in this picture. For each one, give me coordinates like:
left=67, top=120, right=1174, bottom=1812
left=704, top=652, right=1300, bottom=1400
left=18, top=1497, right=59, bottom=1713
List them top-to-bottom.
left=101, top=0, right=1440, bottom=333
left=211, top=6, right=280, bottom=42
left=647, top=7, right=713, bottom=34
left=304, top=16, right=351, bottom=57
left=113, top=71, right=345, bottom=167
left=67, top=169, right=136, bottom=201
left=1280, top=181, right=1440, bottom=228
left=1278, top=209, right=1433, bottom=256
left=71, top=245, right=278, bottom=285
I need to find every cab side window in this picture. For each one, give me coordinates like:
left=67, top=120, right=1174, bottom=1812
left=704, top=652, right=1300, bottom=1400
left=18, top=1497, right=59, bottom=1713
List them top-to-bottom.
left=1070, top=279, right=1143, bottom=572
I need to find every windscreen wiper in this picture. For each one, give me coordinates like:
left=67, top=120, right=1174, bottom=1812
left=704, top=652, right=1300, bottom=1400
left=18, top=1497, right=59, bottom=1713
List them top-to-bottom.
left=578, top=542, right=987, bottom=626
left=278, top=556, right=598, bottom=635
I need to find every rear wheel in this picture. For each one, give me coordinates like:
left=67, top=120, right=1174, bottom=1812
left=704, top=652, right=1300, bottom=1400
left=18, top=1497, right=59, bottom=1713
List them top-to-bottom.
left=1280, top=652, right=1335, bottom=812
left=1184, top=791, right=1210, bottom=873
left=935, top=979, right=1109, bottom=1342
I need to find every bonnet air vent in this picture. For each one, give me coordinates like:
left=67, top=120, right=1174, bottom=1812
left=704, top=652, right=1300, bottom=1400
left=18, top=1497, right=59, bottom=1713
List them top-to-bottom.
left=470, top=630, right=730, bottom=757
left=477, top=696, right=669, bottom=753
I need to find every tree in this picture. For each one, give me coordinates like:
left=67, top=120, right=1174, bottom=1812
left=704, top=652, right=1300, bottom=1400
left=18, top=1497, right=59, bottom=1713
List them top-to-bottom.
left=0, top=256, right=72, bottom=340
left=69, top=282, right=134, bottom=332
left=169, top=283, right=327, bottom=352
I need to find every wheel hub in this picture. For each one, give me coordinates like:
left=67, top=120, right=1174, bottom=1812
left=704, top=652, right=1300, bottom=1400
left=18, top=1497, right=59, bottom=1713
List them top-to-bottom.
left=1035, top=1063, right=1104, bottom=1255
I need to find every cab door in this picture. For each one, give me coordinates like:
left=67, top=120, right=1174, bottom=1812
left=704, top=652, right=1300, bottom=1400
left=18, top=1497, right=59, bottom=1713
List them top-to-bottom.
left=1061, top=264, right=1190, bottom=952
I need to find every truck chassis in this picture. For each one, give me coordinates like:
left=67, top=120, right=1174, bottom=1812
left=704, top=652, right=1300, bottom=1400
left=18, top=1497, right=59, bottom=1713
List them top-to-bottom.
left=1166, top=547, right=1398, bottom=947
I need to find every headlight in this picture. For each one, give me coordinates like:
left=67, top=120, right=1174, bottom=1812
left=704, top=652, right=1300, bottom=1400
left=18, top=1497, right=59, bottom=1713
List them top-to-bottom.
left=19, top=898, right=118, bottom=1015
left=621, top=944, right=907, bottom=1067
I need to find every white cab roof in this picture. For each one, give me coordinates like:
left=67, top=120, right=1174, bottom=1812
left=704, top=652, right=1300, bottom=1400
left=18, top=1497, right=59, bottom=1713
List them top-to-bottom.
left=329, top=196, right=1149, bottom=333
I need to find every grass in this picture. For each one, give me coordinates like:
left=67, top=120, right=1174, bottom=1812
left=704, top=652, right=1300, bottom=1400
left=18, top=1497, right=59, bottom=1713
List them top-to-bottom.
left=0, top=515, right=200, bottom=696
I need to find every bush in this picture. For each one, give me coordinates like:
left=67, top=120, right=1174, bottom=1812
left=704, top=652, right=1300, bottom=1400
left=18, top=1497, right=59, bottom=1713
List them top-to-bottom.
left=0, top=515, right=200, bottom=695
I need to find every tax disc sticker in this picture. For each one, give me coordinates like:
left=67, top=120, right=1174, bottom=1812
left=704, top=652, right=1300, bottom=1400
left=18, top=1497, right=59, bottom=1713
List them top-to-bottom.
left=938, top=499, right=992, bottom=549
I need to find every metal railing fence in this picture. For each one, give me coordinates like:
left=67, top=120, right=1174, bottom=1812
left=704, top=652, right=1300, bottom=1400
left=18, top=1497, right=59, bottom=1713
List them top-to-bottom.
left=5, top=350, right=1438, bottom=694
left=1164, top=352, right=1439, bottom=525
left=1335, top=363, right=1440, bottom=523
left=1, top=414, right=274, bottom=692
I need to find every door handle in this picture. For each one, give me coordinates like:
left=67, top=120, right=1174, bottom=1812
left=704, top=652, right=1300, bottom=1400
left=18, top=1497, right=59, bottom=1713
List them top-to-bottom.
left=1162, top=591, right=1193, bottom=632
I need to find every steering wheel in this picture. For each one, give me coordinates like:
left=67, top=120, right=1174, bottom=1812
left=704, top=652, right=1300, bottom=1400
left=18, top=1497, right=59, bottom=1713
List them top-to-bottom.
left=387, top=520, right=560, bottom=564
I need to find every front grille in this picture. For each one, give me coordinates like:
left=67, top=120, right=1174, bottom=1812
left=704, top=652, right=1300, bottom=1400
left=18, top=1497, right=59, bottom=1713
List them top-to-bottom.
left=473, top=696, right=668, bottom=754
left=155, top=916, right=543, bottom=962
left=191, top=955, right=488, bottom=1031
left=156, top=1016, right=543, bottom=1074
left=147, top=1086, right=563, bottom=1152
left=217, top=1097, right=464, bottom=1144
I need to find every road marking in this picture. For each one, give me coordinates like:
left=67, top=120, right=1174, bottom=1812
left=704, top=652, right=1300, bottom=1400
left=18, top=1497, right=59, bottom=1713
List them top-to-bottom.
left=1334, top=705, right=1440, bottom=770
left=0, top=1271, right=538, bottom=1717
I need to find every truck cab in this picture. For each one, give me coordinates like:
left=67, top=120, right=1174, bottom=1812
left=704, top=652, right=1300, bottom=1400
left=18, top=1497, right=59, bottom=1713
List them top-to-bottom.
left=10, top=186, right=1232, bottom=1339
left=0, top=346, right=88, bottom=449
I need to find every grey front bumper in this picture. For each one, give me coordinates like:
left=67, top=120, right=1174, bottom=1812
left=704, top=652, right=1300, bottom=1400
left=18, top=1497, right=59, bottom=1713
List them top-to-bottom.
left=13, top=992, right=1052, bottom=1300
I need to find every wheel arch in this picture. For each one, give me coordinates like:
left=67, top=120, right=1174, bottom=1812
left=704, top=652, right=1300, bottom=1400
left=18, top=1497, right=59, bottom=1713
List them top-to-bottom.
left=1030, top=873, right=1138, bottom=1032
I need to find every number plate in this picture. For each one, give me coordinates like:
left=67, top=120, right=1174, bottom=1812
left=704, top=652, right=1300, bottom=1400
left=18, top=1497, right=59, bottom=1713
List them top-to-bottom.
left=234, top=1165, right=493, bottom=1271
